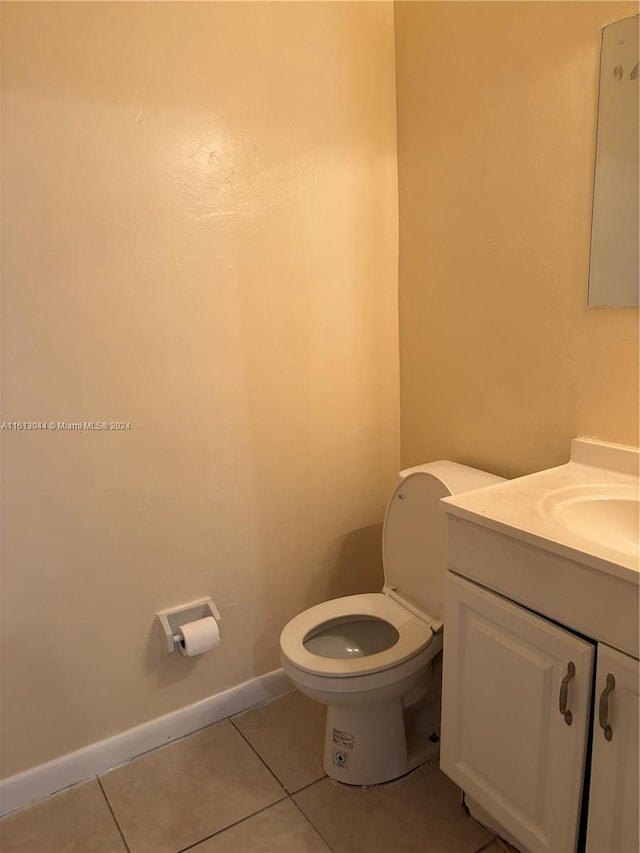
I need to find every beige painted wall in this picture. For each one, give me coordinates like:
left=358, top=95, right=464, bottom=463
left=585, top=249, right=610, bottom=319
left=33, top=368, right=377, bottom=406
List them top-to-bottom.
left=0, top=1, right=399, bottom=777
left=396, top=1, right=639, bottom=478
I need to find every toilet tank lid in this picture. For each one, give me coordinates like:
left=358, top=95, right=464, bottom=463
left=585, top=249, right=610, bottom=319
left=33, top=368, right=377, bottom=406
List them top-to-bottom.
left=398, top=460, right=505, bottom=495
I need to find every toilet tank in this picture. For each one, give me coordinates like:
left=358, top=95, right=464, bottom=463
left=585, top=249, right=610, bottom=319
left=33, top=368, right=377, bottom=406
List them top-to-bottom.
left=382, top=461, right=505, bottom=623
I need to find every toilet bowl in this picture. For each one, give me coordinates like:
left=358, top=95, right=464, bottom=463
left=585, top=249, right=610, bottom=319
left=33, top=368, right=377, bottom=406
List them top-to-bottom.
left=280, top=461, right=505, bottom=786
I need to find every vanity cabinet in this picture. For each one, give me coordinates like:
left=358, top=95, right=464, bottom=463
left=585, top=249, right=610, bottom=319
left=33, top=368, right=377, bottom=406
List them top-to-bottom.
left=439, top=437, right=639, bottom=853
left=441, top=570, right=640, bottom=853
left=441, top=573, right=594, bottom=853
left=586, top=644, right=639, bottom=853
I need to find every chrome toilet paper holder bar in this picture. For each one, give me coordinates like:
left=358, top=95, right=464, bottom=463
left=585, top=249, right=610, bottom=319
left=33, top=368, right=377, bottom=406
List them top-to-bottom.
left=156, top=597, right=222, bottom=655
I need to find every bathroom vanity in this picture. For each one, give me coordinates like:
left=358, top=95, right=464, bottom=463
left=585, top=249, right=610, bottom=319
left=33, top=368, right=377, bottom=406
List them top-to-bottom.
left=439, top=438, right=639, bottom=853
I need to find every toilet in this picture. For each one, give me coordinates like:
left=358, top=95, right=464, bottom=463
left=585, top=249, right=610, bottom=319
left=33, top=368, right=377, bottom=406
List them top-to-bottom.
left=280, top=461, right=505, bottom=786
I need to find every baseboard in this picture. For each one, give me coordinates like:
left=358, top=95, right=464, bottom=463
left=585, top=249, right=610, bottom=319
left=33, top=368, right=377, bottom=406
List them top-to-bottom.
left=0, top=668, right=293, bottom=817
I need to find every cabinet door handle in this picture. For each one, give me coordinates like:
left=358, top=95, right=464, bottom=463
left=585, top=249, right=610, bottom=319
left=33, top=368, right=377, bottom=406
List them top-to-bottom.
left=559, top=661, right=575, bottom=725
left=598, top=673, right=615, bottom=741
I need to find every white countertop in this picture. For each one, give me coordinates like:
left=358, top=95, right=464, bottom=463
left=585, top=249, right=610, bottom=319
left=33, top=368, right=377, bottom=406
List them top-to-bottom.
left=442, top=438, right=640, bottom=584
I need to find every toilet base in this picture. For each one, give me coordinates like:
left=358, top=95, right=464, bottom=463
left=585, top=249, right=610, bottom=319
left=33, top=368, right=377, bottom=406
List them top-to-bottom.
left=323, top=695, right=441, bottom=786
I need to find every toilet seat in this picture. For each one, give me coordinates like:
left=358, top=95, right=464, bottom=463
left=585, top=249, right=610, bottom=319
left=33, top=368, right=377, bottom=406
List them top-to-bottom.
left=280, top=592, right=434, bottom=678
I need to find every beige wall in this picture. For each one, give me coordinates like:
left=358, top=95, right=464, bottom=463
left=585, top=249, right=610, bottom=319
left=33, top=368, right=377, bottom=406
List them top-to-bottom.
left=4, top=0, right=639, bottom=782
left=0, top=1, right=399, bottom=777
left=396, top=1, right=639, bottom=478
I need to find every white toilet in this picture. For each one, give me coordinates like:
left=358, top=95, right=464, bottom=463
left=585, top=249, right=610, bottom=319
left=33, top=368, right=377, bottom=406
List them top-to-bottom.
left=280, top=461, right=505, bottom=786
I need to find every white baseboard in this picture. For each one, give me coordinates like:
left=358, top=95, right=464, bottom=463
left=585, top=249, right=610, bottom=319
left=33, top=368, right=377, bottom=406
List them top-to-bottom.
left=0, top=668, right=293, bottom=818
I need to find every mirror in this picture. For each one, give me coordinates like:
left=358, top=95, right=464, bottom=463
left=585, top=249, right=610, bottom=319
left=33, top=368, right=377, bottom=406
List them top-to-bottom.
left=588, top=15, right=639, bottom=307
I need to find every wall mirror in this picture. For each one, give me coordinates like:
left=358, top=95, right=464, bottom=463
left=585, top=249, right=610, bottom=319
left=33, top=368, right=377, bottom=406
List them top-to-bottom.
left=588, top=15, right=639, bottom=307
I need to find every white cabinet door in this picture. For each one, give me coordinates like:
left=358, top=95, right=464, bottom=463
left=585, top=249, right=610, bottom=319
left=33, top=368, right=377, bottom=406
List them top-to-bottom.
left=441, top=573, right=594, bottom=853
left=586, top=644, right=639, bottom=853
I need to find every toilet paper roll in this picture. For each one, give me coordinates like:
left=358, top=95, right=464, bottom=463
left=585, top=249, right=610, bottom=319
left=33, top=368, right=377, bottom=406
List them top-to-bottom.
left=178, top=616, right=220, bottom=657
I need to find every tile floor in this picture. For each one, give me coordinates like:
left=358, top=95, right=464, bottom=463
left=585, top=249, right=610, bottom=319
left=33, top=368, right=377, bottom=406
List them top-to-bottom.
left=0, top=691, right=512, bottom=853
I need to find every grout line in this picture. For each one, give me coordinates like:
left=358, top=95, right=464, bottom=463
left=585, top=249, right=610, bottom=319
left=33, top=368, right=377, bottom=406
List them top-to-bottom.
left=101, top=691, right=328, bottom=853
left=229, top=705, right=334, bottom=852
left=229, top=714, right=328, bottom=798
left=228, top=717, right=290, bottom=791
left=289, top=774, right=327, bottom=796
left=97, top=778, right=131, bottom=853
left=288, top=791, right=336, bottom=853
left=175, top=799, right=287, bottom=853
left=473, top=837, right=499, bottom=853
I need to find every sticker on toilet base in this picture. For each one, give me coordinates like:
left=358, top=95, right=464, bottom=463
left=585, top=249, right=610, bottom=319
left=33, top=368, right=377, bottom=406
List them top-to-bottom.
left=332, top=728, right=355, bottom=750
left=333, top=749, right=348, bottom=768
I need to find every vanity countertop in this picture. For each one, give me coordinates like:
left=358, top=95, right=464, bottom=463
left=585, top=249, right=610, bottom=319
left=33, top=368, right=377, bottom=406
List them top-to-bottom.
left=442, top=438, right=640, bottom=584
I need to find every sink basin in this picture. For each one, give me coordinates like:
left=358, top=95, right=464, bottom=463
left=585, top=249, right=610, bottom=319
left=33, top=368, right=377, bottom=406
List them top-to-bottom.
left=442, top=437, right=640, bottom=577
left=543, top=484, right=640, bottom=558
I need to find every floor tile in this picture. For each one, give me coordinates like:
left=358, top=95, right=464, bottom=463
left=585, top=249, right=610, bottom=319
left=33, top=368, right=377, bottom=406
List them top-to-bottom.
left=232, top=690, right=326, bottom=792
left=100, top=720, right=285, bottom=853
left=294, top=761, right=493, bottom=853
left=0, top=780, right=126, bottom=853
left=189, top=799, right=330, bottom=853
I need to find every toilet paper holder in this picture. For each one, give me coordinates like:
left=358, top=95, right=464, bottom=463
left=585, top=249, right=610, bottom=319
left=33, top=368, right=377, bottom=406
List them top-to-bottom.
left=156, top=597, right=222, bottom=655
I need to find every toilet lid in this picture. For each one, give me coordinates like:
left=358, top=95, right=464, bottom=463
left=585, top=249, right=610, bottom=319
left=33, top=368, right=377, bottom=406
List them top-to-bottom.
left=382, top=469, right=451, bottom=622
